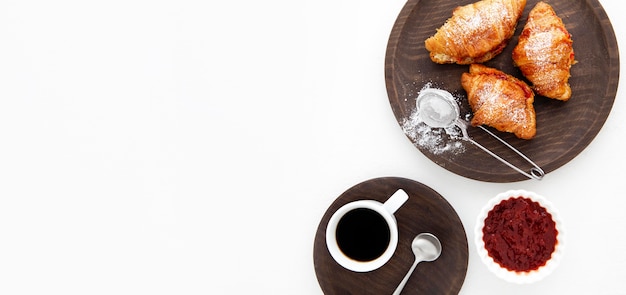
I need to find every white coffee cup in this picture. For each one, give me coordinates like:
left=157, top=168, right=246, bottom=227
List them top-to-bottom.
left=325, top=189, right=409, bottom=272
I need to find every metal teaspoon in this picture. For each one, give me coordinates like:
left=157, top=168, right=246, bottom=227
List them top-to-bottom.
left=392, top=233, right=442, bottom=295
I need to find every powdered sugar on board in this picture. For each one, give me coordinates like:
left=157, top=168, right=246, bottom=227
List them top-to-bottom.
left=401, top=83, right=466, bottom=155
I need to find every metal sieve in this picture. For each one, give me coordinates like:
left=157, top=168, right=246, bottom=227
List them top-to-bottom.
left=416, top=88, right=544, bottom=180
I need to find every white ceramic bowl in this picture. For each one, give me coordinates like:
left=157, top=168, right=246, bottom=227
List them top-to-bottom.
left=475, top=189, right=565, bottom=284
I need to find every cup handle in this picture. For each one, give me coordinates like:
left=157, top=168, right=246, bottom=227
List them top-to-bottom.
left=382, top=189, right=409, bottom=214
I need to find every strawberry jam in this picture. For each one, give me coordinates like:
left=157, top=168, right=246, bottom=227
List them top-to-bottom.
left=482, top=197, right=557, bottom=272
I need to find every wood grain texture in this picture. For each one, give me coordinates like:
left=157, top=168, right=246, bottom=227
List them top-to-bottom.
left=385, top=0, right=620, bottom=182
left=313, top=177, right=468, bottom=294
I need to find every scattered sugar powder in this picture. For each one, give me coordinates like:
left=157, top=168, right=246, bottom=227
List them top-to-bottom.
left=443, top=1, right=513, bottom=54
left=523, top=31, right=555, bottom=64
left=473, top=80, right=529, bottom=126
left=401, top=84, right=466, bottom=155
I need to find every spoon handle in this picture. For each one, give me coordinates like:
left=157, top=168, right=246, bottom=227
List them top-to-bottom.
left=392, top=260, right=420, bottom=295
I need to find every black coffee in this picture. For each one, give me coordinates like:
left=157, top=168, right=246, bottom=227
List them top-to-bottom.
left=335, top=208, right=391, bottom=262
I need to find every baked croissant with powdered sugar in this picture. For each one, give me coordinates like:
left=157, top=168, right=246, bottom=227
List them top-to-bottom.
left=425, top=0, right=526, bottom=64
left=513, top=1, right=575, bottom=101
left=461, top=64, right=537, bottom=140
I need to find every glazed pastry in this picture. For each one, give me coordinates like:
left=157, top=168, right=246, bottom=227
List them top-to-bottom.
left=425, top=0, right=526, bottom=64
left=513, top=2, right=575, bottom=101
left=461, top=64, right=536, bottom=139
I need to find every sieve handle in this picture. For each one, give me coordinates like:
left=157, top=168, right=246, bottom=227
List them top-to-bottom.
left=470, top=125, right=544, bottom=180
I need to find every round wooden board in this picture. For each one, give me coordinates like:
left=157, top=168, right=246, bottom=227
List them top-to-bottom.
left=385, top=0, right=620, bottom=182
left=313, top=177, right=468, bottom=294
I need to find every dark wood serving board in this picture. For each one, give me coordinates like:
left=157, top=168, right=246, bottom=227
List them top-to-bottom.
left=385, top=0, right=619, bottom=182
left=313, top=177, right=468, bottom=294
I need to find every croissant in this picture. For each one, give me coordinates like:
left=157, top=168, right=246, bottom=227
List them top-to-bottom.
left=425, top=0, right=526, bottom=64
left=512, top=2, right=575, bottom=101
left=461, top=64, right=536, bottom=139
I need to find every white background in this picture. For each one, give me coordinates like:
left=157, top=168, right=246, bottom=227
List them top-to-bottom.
left=0, top=0, right=624, bottom=294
